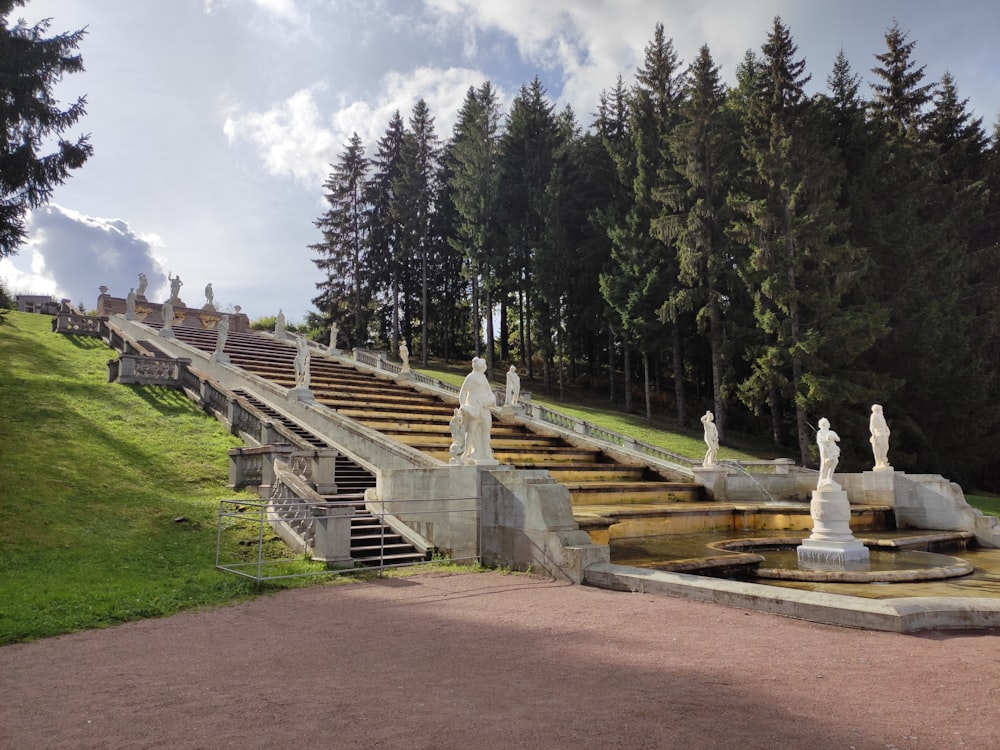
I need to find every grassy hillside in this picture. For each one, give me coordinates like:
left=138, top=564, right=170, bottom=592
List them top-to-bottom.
left=0, top=312, right=280, bottom=643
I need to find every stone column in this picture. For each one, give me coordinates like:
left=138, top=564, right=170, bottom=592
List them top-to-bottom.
left=796, top=488, right=869, bottom=567
left=311, top=503, right=355, bottom=567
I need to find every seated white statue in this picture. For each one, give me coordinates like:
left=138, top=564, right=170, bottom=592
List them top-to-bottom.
left=458, top=357, right=495, bottom=464
left=505, top=365, right=521, bottom=406
left=869, top=404, right=891, bottom=470
left=701, top=410, right=719, bottom=467
left=816, top=417, right=841, bottom=490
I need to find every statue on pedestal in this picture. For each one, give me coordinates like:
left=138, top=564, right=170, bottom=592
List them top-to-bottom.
left=136, top=273, right=148, bottom=298
left=168, top=273, right=183, bottom=303
left=203, top=283, right=215, bottom=311
left=126, top=288, right=137, bottom=320
left=161, top=300, right=174, bottom=336
left=215, top=314, right=229, bottom=353
left=327, top=322, right=339, bottom=354
left=294, top=335, right=311, bottom=389
left=399, top=340, right=410, bottom=373
left=458, top=357, right=496, bottom=464
left=505, top=365, right=521, bottom=407
left=869, top=404, right=892, bottom=471
left=701, top=410, right=719, bottom=467
left=816, top=417, right=841, bottom=490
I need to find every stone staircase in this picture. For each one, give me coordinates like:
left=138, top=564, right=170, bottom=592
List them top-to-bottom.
left=165, top=325, right=703, bottom=506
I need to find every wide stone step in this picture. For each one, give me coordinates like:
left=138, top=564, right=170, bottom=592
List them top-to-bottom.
left=390, top=434, right=570, bottom=450
left=530, top=465, right=649, bottom=482
left=565, top=481, right=703, bottom=505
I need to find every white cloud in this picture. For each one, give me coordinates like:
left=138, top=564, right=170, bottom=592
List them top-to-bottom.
left=203, top=0, right=313, bottom=39
left=224, top=66, right=496, bottom=183
left=0, top=206, right=170, bottom=307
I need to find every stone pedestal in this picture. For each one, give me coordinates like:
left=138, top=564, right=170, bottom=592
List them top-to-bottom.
left=209, top=351, right=230, bottom=365
left=287, top=386, right=314, bottom=402
left=500, top=404, right=524, bottom=419
left=692, top=466, right=728, bottom=501
left=862, top=469, right=896, bottom=506
left=797, top=488, right=869, bottom=567
left=311, top=503, right=354, bottom=567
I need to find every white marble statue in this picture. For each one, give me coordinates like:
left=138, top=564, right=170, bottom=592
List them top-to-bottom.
left=136, top=272, right=148, bottom=298
left=168, top=273, right=183, bottom=302
left=204, top=283, right=215, bottom=310
left=126, top=288, right=137, bottom=319
left=161, top=299, right=174, bottom=335
left=275, top=309, right=287, bottom=336
left=215, top=314, right=229, bottom=353
left=327, top=322, right=339, bottom=354
left=294, top=335, right=310, bottom=388
left=398, top=340, right=410, bottom=373
left=458, top=356, right=495, bottom=464
left=505, top=365, right=521, bottom=406
left=869, top=404, right=892, bottom=471
left=448, top=408, right=466, bottom=464
left=701, top=410, right=719, bottom=467
left=816, top=417, right=841, bottom=490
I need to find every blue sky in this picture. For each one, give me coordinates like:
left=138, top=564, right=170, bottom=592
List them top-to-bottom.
left=3, top=0, right=998, bottom=321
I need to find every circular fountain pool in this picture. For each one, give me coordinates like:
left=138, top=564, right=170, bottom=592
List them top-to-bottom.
left=710, top=538, right=973, bottom=583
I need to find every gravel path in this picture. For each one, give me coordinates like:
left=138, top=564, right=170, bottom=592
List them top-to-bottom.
left=2, top=571, right=999, bottom=749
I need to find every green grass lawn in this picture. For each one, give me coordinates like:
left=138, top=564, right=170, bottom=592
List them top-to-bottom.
left=0, top=312, right=304, bottom=644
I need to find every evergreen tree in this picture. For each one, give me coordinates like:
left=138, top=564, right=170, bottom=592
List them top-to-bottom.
left=1, top=1, right=92, bottom=255
left=730, top=17, right=882, bottom=465
left=869, top=20, right=935, bottom=139
left=601, top=23, right=685, bottom=422
left=661, top=44, right=740, bottom=439
left=499, top=77, right=559, bottom=379
left=445, top=82, right=502, bottom=363
left=394, top=98, right=440, bottom=366
left=365, top=111, right=406, bottom=349
left=310, top=132, right=370, bottom=348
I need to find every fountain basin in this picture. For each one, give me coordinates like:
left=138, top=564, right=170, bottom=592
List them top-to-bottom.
left=711, top=538, right=973, bottom=583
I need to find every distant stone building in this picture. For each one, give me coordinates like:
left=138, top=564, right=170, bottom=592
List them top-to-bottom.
left=15, top=294, right=62, bottom=315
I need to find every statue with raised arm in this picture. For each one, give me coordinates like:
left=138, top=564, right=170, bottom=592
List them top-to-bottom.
left=136, top=272, right=148, bottom=298
left=168, top=273, right=183, bottom=302
left=294, top=335, right=310, bottom=388
left=398, top=340, right=410, bottom=373
left=458, top=356, right=496, bottom=464
left=505, top=365, right=521, bottom=406
left=869, top=404, right=892, bottom=471
left=701, top=410, right=719, bottom=467
left=816, top=417, right=841, bottom=490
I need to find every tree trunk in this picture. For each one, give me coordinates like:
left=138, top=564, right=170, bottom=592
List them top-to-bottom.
left=421, top=246, right=428, bottom=367
left=471, top=271, right=481, bottom=358
left=392, top=281, right=400, bottom=355
left=485, top=287, right=495, bottom=381
left=709, top=295, right=725, bottom=442
left=671, top=322, right=686, bottom=426
left=608, top=328, right=616, bottom=403
left=623, top=344, right=633, bottom=413
left=643, top=350, right=652, bottom=423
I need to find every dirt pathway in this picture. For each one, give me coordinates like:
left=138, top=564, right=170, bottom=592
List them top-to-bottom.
left=2, top=571, right=998, bottom=749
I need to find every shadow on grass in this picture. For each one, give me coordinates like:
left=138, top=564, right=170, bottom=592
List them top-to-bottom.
left=128, top=383, right=211, bottom=417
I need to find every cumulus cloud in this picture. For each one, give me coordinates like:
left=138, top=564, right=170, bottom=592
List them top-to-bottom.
left=203, top=0, right=312, bottom=37
left=224, top=66, right=496, bottom=184
left=0, top=206, right=169, bottom=308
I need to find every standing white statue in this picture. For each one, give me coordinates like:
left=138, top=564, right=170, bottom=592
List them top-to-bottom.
left=136, top=272, right=148, bottom=298
left=168, top=273, right=183, bottom=302
left=204, top=283, right=215, bottom=310
left=126, top=288, right=137, bottom=319
left=161, top=299, right=174, bottom=335
left=275, top=309, right=287, bottom=336
left=215, top=314, right=229, bottom=353
left=327, top=322, right=339, bottom=354
left=294, top=335, right=310, bottom=388
left=398, top=340, right=410, bottom=373
left=458, top=357, right=496, bottom=464
left=505, top=365, right=521, bottom=406
left=869, top=404, right=892, bottom=471
left=701, top=410, right=719, bottom=467
left=816, top=417, right=841, bottom=490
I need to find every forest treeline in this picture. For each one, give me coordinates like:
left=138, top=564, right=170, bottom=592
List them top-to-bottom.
left=308, top=18, right=1000, bottom=489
